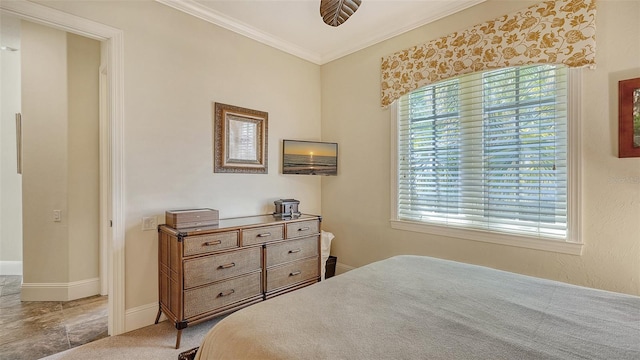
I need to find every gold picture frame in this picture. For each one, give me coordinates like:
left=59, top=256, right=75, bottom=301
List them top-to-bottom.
left=618, top=77, right=640, bottom=158
left=213, top=102, right=268, bottom=173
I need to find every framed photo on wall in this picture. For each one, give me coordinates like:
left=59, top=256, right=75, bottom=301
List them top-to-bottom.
left=618, top=77, right=640, bottom=158
left=213, top=102, right=268, bottom=173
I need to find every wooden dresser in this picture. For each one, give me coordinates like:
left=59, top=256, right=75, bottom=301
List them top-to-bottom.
left=156, top=214, right=321, bottom=348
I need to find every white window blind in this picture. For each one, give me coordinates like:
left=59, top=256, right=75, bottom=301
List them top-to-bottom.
left=397, top=64, right=569, bottom=240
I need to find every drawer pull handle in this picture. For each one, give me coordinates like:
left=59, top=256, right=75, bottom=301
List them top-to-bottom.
left=298, top=227, right=310, bottom=231
left=257, top=232, right=271, bottom=237
left=203, top=240, right=222, bottom=246
left=288, top=249, right=301, bottom=254
left=218, top=262, right=236, bottom=269
left=289, top=271, right=301, bottom=276
left=218, top=289, right=235, bottom=297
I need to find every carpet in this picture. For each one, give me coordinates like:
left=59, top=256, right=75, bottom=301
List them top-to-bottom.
left=40, top=317, right=222, bottom=360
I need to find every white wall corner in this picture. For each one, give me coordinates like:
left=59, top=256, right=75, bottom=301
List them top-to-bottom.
left=0, top=261, right=23, bottom=275
left=125, top=302, right=166, bottom=333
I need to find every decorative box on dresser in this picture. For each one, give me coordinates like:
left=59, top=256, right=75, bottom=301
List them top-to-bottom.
left=156, top=214, right=321, bottom=348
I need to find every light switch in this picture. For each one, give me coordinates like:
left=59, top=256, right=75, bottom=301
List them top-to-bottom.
left=53, top=210, right=62, bottom=222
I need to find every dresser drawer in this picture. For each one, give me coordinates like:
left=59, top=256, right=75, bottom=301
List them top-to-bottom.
left=285, top=220, right=319, bottom=239
left=242, top=225, right=284, bottom=246
left=183, top=231, right=239, bottom=257
left=266, top=236, right=319, bottom=267
left=183, top=247, right=261, bottom=289
left=266, top=257, right=319, bottom=292
left=184, top=271, right=262, bottom=319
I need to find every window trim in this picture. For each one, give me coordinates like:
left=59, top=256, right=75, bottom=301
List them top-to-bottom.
left=389, top=67, right=583, bottom=256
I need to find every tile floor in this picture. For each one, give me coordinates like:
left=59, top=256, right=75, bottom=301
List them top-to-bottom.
left=0, top=275, right=108, bottom=360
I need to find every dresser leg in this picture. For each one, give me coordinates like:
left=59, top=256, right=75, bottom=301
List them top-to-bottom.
left=154, top=307, right=162, bottom=324
left=175, top=329, right=183, bottom=349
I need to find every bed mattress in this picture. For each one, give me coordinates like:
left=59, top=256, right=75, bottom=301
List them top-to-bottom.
left=195, top=255, right=640, bottom=359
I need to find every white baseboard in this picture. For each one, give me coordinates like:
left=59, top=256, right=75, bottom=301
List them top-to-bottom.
left=0, top=261, right=23, bottom=275
left=336, top=262, right=356, bottom=275
left=21, top=277, right=100, bottom=301
left=68, top=278, right=101, bottom=300
left=22, top=282, right=72, bottom=301
left=125, top=302, right=166, bottom=332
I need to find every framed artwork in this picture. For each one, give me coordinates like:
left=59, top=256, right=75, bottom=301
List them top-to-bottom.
left=618, top=77, right=640, bottom=158
left=213, top=102, right=268, bottom=173
left=282, top=139, right=338, bottom=176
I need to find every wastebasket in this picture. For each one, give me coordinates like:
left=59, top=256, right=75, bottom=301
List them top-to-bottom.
left=321, top=230, right=334, bottom=280
left=325, top=255, right=337, bottom=279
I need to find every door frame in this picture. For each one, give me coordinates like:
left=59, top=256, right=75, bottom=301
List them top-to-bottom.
left=0, top=0, right=126, bottom=335
left=99, top=60, right=109, bottom=297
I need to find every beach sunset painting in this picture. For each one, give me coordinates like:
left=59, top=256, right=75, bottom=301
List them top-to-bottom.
left=283, top=140, right=338, bottom=175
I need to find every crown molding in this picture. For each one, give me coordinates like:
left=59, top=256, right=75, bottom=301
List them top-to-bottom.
left=156, top=0, right=485, bottom=65
left=156, top=0, right=323, bottom=64
left=320, top=0, right=485, bottom=64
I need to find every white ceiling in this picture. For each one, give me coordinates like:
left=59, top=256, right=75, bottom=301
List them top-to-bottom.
left=156, top=0, right=485, bottom=65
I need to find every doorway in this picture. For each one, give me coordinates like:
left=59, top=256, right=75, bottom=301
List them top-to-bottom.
left=0, top=0, right=126, bottom=336
left=17, top=20, right=102, bottom=302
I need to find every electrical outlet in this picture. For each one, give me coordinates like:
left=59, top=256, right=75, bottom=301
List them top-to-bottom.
left=142, top=216, right=157, bottom=231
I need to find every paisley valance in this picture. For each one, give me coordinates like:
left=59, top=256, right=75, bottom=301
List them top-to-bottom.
left=380, top=0, right=596, bottom=107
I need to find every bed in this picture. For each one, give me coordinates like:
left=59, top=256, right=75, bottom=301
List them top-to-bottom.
left=193, top=255, right=640, bottom=359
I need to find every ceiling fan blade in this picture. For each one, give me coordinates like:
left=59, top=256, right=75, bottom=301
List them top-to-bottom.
left=320, top=0, right=362, bottom=27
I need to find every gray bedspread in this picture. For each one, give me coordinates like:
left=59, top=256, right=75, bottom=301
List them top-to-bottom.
left=195, top=255, right=640, bottom=359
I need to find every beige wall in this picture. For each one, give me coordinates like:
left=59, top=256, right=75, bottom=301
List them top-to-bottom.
left=30, top=0, right=636, bottom=318
left=34, top=0, right=323, bottom=309
left=321, top=0, right=640, bottom=296
left=0, top=15, right=23, bottom=271
left=21, top=21, right=70, bottom=284
left=67, top=33, right=100, bottom=282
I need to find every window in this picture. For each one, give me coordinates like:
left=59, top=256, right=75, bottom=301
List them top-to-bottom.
left=391, top=64, right=582, bottom=254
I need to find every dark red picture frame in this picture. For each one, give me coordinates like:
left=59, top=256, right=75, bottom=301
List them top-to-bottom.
left=618, top=77, right=640, bottom=158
